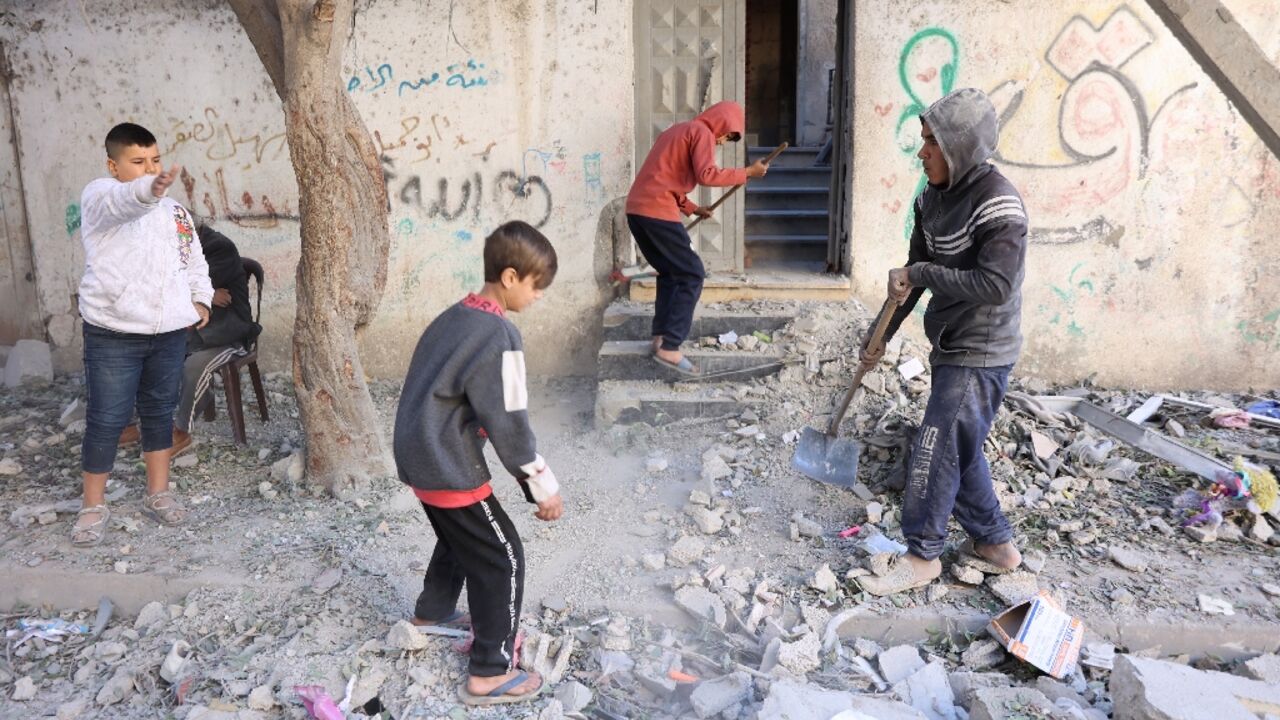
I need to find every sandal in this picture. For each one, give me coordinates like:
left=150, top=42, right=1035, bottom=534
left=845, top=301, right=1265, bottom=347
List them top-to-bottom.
left=653, top=354, right=701, bottom=377
left=141, top=491, right=188, bottom=526
left=71, top=505, right=111, bottom=547
left=412, top=609, right=472, bottom=629
left=457, top=670, right=543, bottom=706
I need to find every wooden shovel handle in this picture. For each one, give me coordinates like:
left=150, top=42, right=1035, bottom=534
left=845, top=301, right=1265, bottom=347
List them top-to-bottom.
left=686, top=142, right=790, bottom=230
left=826, top=297, right=899, bottom=436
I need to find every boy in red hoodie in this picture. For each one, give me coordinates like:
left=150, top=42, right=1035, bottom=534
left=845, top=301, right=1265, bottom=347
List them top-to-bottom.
left=626, top=101, right=769, bottom=375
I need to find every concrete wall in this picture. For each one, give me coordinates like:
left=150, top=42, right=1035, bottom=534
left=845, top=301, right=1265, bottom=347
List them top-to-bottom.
left=0, top=0, right=631, bottom=376
left=797, top=0, right=838, bottom=146
left=850, top=0, right=1280, bottom=390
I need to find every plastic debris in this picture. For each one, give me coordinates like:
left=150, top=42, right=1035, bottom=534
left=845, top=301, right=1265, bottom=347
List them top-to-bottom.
left=718, top=330, right=739, bottom=346
left=897, top=357, right=925, bottom=380
left=1245, top=399, right=1280, bottom=419
left=1210, top=407, right=1251, bottom=429
left=838, top=525, right=862, bottom=539
left=861, top=533, right=908, bottom=555
left=6, top=618, right=89, bottom=648
left=295, top=685, right=345, bottom=720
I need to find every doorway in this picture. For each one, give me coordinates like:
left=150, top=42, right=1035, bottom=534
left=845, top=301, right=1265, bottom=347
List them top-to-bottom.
left=632, top=0, right=846, bottom=276
left=741, top=0, right=834, bottom=272
left=744, top=0, right=797, bottom=148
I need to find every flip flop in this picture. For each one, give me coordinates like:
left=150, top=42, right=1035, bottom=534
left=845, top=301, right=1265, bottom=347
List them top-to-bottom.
left=653, top=355, right=701, bottom=377
left=413, top=609, right=471, bottom=629
left=457, top=671, right=543, bottom=706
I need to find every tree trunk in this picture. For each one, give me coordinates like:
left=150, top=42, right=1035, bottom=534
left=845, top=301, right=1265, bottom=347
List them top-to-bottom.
left=231, top=0, right=392, bottom=493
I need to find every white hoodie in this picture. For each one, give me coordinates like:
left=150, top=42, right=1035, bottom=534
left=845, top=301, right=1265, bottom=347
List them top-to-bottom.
left=78, top=175, right=214, bottom=335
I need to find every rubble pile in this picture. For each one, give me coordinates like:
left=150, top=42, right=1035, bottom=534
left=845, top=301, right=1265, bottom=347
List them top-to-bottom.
left=3, top=302, right=1279, bottom=718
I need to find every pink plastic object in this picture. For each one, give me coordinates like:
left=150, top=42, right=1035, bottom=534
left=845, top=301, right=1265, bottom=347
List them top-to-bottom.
left=838, top=525, right=862, bottom=539
left=295, top=685, right=344, bottom=720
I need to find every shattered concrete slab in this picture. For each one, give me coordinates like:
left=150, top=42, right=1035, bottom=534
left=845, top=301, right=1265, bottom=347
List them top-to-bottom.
left=878, top=644, right=926, bottom=684
left=1241, top=653, right=1280, bottom=684
left=1111, top=654, right=1280, bottom=719
left=891, top=661, right=959, bottom=720
left=690, top=671, right=751, bottom=718
left=948, top=671, right=1014, bottom=711
left=759, top=679, right=853, bottom=720
left=968, top=686, right=1056, bottom=720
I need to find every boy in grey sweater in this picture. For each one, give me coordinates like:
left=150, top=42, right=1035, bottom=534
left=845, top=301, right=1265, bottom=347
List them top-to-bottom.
left=858, top=88, right=1028, bottom=596
left=392, top=221, right=561, bottom=706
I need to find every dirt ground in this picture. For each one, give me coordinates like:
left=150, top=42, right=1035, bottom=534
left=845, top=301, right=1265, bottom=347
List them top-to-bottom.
left=2, top=302, right=1279, bottom=719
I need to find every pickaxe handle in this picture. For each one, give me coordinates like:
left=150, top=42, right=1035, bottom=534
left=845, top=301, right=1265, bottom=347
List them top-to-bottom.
left=685, top=142, right=790, bottom=230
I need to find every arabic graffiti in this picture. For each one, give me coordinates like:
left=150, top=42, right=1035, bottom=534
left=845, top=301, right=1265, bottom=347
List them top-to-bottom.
left=347, top=59, right=492, bottom=97
left=166, top=107, right=287, bottom=165
left=381, top=156, right=553, bottom=229
left=180, top=167, right=298, bottom=230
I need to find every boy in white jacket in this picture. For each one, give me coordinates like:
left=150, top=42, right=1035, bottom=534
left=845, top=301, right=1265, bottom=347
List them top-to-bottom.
left=71, top=123, right=213, bottom=547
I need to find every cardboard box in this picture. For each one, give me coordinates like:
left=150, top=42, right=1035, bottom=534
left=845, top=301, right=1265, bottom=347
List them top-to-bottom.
left=988, top=590, right=1085, bottom=678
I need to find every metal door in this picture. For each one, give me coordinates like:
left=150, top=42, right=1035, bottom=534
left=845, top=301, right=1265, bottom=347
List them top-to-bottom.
left=634, top=0, right=744, bottom=272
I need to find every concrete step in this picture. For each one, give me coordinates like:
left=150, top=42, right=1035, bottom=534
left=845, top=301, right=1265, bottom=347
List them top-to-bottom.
left=748, top=145, right=822, bottom=168
left=750, top=166, right=831, bottom=188
left=744, top=186, right=829, bottom=210
left=746, top=209, right=830, bottom=236
left=745, top=234, right=828, bottom=264
left=629, top=269, right=850, bottom=302
left=602, top=303, right=796, bottom=342
left=597, top=340, right=786, bottom=382
left=595, top=379, right=763, bottom=426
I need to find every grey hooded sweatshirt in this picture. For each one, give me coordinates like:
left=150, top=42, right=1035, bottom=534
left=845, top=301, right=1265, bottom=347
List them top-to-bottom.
left=882, top=87, right=1028, bottom=368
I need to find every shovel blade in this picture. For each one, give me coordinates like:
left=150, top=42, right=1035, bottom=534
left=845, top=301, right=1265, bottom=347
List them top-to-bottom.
left=790, top=426, right=863, bottom=488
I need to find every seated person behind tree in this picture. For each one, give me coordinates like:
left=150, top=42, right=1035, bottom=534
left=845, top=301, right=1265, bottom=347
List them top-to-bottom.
left=120, top=219, right=261, bottom=455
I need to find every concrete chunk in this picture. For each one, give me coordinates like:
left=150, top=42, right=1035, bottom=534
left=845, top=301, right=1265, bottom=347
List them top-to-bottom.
left=3, top=340, right=52, bottom=388
left=986, top=571, right=1041, bottom=605
left=674, top=586, right=727, bottom=628
left=879, top=644, right=926, bottom=684
left=1242, top=653, right=1280, bottom=684
left=1112, top=654, right=1280, bottom=719
left=892, top=661, right=958, bottom=720
left=690, top=671, right=750, bottom=718
left=948, top=671, right=1013, bottom=711
left=759, top=679, right=853, bottom=720
left=969, top=687, right=1055, bottom=720
left=848, top=696, right=930, bottom=719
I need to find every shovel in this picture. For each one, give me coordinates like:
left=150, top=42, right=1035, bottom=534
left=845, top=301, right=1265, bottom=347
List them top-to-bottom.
left=791, top=297, right=898, bottom=490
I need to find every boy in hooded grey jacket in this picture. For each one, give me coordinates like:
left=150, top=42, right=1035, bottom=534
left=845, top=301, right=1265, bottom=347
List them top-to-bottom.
left=858, top=88, right=1028, bottom=596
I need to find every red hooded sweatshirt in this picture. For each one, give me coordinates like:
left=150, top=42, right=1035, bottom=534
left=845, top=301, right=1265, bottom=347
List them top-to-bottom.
left=626, top=101, right=748, bottom=222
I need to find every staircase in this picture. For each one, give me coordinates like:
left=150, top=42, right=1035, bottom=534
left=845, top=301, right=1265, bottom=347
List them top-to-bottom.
left=744, top=146, right=831, bottom=268
left=594, top=302, right=797, bottom=426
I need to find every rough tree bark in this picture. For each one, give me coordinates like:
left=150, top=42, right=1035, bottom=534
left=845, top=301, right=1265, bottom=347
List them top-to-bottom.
left=230, top=0, right=392, bottom=493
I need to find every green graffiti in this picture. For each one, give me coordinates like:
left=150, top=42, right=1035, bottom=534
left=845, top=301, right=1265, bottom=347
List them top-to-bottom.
left=896, top=28, right=960, bottom=144
left=897, top=28, right=959, bottom=240
left=65, top=204, right=81, bottom=236
left=1045, top=263, right=1095, bottom=337
left=451, top=267, right=482, bottom=291
left=1237, top=307, right=1280, bottom=347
